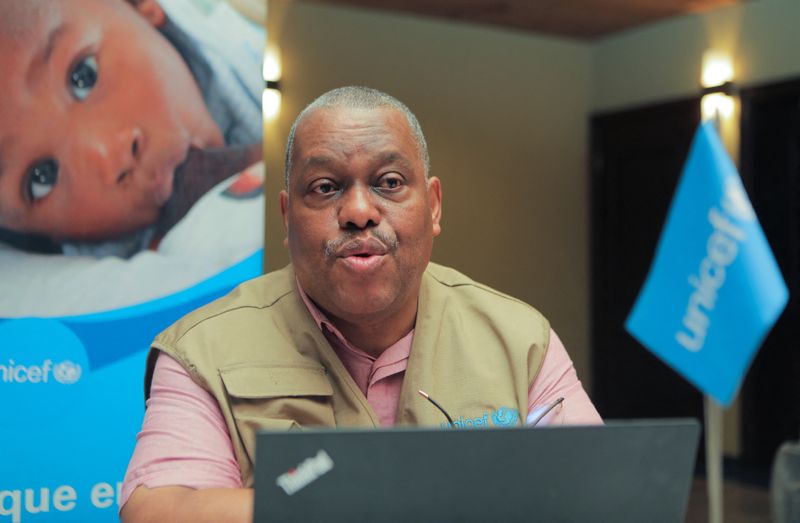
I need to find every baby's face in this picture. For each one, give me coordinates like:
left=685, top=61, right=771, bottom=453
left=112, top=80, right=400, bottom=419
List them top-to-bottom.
left=0, top=0, right=224, bottom=241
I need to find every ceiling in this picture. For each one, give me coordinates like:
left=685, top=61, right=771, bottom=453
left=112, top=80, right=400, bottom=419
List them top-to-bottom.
left=301, top=0, right=744, bottom=40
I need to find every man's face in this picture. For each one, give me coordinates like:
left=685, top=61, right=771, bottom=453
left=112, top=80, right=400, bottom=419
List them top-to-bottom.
left=0, top=0, right=223, bottom=241
left=281, top=106, right=442, bottom=326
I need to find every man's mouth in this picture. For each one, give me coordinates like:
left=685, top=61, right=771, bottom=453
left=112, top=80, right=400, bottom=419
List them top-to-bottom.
left=336, top=237, right=389, bottom=258
left=335, top=238, right=389, bottom=272
left=340, top=252, right=386, bottom=271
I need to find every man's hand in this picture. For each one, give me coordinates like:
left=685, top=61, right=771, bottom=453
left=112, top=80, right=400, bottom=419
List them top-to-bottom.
left=120, top=485, right=253, bottom=523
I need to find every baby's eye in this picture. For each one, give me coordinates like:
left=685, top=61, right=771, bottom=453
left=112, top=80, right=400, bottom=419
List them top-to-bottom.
left=69, top=55, right=98, bottom=101
left=27, top=159, right=58, bottom=201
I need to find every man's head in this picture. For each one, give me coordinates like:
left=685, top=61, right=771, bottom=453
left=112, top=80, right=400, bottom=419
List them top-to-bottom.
left=0, top=0, right=223, bottom=242
left=280, top=86, right=442, bottom=332
left=284, top=87, right=430, bottom=187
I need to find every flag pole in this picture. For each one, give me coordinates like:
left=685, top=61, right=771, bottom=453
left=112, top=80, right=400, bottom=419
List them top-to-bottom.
left=703, top=111, right=725, bottom=523
left=704, top=394, right=724, bottom=523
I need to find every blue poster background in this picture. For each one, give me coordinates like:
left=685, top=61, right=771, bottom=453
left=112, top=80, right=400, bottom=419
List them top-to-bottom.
left=0, top=251, right=261, bottom=523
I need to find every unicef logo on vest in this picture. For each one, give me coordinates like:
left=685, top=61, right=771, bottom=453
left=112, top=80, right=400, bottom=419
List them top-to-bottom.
left=0, top=359, right=82, bottom=385
left=491, top=406, right=519, bottom=427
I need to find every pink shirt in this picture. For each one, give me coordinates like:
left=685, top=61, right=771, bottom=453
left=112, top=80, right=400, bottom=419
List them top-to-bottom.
left=121, top=289, right=601, bottom=507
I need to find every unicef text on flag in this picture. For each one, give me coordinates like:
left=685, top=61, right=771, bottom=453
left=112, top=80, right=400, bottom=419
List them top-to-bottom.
left=625, top=122, right=788, bottom=406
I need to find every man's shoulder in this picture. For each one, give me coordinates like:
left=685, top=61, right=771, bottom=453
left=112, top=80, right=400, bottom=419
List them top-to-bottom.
left=423, top=262, right=551, bottom=348
left=425, top=262, right=540, bottom=310
left=155, top=264, right=297, bottom=346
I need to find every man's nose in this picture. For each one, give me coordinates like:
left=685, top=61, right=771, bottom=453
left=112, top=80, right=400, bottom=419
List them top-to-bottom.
left=67, top=126, right=143, bottom=186
left=337, top=184, right=381, bottom=230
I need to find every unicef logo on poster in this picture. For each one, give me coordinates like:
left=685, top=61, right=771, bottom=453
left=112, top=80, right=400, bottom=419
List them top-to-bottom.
left=0, top=319, right=90, bottom=423
left=0, top=358, right=82, bottom=385
left=53, top=360, right=82, bottom=384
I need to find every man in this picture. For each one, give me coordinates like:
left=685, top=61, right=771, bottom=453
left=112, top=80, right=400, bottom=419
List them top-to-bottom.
left=120, top=86, right=601, bottom=522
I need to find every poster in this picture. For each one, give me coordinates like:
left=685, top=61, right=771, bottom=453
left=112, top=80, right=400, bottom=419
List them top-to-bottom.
left=0, top=1, right=265, bottom=521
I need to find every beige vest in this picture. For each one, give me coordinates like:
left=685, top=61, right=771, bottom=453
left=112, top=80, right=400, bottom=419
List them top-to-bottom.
left=146, top=263, right=550, bottom=486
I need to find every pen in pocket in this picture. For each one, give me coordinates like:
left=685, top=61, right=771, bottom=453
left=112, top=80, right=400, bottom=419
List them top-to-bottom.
left=526, top=397, right=564, bottom=427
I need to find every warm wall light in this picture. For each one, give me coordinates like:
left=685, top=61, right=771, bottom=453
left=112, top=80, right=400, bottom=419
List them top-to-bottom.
left=262, top=47, right=281, bottom=120
left=700, top=51, right=736, bottom=123
left=263, top=52, right=281, bottom=83
left=702, top=52, right=734, bottom=88
left=263, top=88, right=281, bottom=120
left=702, top=92, right=735, bottom=121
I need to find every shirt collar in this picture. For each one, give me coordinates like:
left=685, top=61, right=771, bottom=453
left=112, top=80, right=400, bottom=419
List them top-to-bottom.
left=295, top=279, right=414, bottom=362
left=296, top=279, right=363, bottom=352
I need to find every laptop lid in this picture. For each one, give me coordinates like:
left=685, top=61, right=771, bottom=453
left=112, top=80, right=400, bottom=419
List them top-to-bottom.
left=253, top=419, right=700, bottom=523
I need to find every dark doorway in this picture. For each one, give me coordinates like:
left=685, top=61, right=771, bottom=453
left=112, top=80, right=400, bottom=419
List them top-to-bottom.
left=740, top=78, right=800, bottom=468
left=590, top=97, right=704, bottom=422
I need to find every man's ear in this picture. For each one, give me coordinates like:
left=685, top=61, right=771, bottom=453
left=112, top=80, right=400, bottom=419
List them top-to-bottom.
left=128, top=0, right=167, bottom=28
left=428, top=176, right=443, bottom=237
left=279, top=190, right=290, bottom=247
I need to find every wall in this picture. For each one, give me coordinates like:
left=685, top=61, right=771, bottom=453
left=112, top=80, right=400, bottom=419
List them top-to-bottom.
left=593, top=0, right=800, bottom=113
left=266, top=2, right=595, bottom=387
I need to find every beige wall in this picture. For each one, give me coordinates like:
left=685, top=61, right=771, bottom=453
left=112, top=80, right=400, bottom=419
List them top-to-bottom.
left=593, top=0, right=800, bottom=112
left=266, top=1, right=595, bottom=388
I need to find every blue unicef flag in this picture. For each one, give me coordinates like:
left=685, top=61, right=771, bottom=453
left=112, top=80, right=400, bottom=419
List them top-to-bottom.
left=626, top=121, right=788, bottom=406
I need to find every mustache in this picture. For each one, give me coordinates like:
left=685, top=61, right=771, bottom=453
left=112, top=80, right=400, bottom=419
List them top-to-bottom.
left=324, top=230, right=398, bottom=258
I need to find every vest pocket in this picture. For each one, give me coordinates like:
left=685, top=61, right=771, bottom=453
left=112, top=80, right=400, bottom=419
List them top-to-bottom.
left=220, top=363, right=337, bottom=464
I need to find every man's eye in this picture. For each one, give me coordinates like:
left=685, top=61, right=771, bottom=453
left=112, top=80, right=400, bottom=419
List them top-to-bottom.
left=69, top=55, right=98, bottom=100
left=27, top=159, right=59, bottom=201
left=378, top=176, right=403, bottom=190
left=312, top=181, right=337, bottom=194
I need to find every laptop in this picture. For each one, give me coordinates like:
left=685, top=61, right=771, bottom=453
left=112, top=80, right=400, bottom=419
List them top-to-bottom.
left=253, top=419, right=700, bottom=523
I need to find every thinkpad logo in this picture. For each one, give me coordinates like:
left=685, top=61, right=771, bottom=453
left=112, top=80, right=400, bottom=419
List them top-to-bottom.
left=276, top=450, right=334, bottom=495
